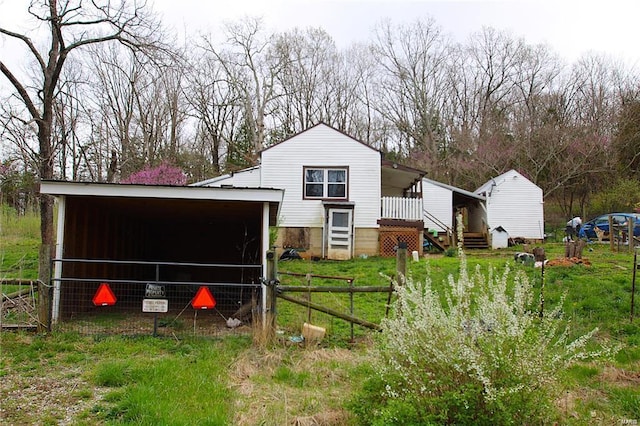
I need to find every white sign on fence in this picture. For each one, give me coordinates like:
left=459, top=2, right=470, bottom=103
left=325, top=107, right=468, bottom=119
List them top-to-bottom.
left=145, top=283, right=166, bottom=298
left=142, top=298, right=168, bottom=313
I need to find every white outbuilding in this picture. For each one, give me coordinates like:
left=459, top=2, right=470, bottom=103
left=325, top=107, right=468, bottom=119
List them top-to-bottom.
left=475, top=170, right=544, bottom=242
left=490, top=226, right=510, bottom=249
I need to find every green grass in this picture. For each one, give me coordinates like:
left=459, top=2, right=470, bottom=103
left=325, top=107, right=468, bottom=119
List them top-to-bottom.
left=0, top=206, right=39, bottom=282
left=2, top=208, right=639, bottom=424
left=276, top=243, right=639, bottom=347
left=1, top=332, right=250, bottom=425
left=94, top=342, right=241, bottom=424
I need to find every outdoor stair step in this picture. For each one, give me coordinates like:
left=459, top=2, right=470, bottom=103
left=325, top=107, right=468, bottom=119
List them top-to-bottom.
left=462, top=234, right=489, bottom=249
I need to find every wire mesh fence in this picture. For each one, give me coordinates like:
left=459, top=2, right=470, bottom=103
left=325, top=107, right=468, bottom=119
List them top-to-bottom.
left=3, top=258, right=396, bottom=342
left=49, top=258, right=264, bottom=338
left=1, top=279, right=39, bottom=330
left=52, top=281, right=262, bottom=338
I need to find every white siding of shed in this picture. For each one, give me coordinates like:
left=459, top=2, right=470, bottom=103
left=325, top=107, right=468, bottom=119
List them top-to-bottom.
left=261, top=125, right=381, bottom=228
left=477, top=170, right=544, bottom=240
left=422, top=179, right=452, bottom=232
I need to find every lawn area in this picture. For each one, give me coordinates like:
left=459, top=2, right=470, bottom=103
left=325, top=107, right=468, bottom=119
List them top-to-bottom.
left=0, top=208, right=39, bottom=284
left=2, top=224, right=640, bottom=424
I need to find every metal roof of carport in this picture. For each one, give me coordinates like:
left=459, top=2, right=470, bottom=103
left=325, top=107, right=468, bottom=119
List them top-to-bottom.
left=40, top=180, right=284, bottom=225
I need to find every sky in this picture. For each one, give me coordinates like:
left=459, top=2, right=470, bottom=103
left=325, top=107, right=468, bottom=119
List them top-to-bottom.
left=0, top=0, right=639, bottom=80
left=150, top=0, right=640, bottom=67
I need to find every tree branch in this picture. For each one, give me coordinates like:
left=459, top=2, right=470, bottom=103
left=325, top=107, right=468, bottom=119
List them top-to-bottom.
left=0, top=28, right=47, bottom=74
left=0, top=61, right=42, bottom=122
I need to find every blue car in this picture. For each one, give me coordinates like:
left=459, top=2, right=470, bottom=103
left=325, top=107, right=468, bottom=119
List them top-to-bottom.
left=578, top=213, right=640, bottom=240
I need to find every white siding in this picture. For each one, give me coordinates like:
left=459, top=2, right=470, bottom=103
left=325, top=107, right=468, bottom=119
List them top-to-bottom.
left=261, top=125, right=381, bottom=228
left=198, top=167, right=261, bottom=188
left=230, top=168, right=261, bottom=187
left=476, top=170, right=544, bottom=240
left=422, top=179, right=453, bottom=231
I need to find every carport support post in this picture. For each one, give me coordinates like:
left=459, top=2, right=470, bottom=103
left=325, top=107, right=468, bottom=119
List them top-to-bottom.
left=265, top=251, right=277, bottom=343
left=153, top=265, right=160, bottom=337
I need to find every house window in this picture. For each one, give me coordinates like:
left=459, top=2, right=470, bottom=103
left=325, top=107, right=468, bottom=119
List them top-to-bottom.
left=304, top=167, right=347, bottom=199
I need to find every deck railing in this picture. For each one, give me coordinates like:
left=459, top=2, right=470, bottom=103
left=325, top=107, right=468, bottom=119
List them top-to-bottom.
left=381, top=197, right=423, bottom=221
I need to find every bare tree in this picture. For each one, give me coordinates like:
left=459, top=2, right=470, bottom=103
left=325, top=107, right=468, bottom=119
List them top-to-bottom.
left=0, top=0, right=165, bottom=329
left=220, top=17, right=288, bottom=157
left=370, top=18, right=450, bottom=169
left=270, top=27, right=340, bottom=134
left=442, top=28, right=527, bottom=186
left=86, top=43, right=140, bottom=178
left=185, top=46, right=243, bottom=176
left=548, top=54, right=623, bottom=215
left=50, top=59, right=93, bottom=181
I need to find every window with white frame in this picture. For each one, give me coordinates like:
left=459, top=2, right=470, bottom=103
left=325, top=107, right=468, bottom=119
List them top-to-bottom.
left=303, top=167, right=348, bottom=199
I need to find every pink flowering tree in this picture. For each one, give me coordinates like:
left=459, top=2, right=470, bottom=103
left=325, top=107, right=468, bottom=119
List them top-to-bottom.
left=121, top=162, right=187, bottom=186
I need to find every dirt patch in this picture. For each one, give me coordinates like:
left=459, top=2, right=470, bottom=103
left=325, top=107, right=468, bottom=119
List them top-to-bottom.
left=546, top=257, right=592, bottom=267
left=230, top=346, right=365, bottom=425
left=0, top=362, right=108, bottom=425
left=599, top=366, right=640, bottom=387
left=291, top=409, right=351, bottom=425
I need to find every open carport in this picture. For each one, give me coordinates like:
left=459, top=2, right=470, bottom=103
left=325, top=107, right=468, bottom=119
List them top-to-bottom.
left=40, top=181, right=282, bottom=332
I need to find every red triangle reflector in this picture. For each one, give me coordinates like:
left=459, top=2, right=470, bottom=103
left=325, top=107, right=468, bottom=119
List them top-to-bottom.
left=92, top=283, right=117, bottom=306
left=191, top=286, right=216, bottom=310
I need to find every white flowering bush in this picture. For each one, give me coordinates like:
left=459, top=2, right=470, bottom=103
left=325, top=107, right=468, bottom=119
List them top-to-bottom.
left=354, top=251, right=615, bottom=425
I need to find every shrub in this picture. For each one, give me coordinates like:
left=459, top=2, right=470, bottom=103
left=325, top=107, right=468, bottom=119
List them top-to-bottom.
left=121, top=162, right=187, bottom=186
left=588, top=178, right=640, bottom=215
left=443, top=247, right=456, bottom=257
left=352, top=252, right=615, bottom=425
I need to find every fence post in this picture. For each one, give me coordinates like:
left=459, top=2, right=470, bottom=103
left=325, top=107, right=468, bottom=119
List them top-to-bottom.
left=609, top=215, right=615, bottom=252
left=629, top=217, right=635, bottom=253
left=396, top=241, right=408, bottom=286
left=38, top=244, right=52, bottom=333
left=632, top=248, right=638, bottom=323
left=264, top=250, right=277, bottom=343
left=349, top=278, right=354, bottom=342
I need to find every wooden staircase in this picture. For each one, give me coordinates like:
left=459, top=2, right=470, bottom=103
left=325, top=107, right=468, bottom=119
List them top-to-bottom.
left=424, top=230, right=446, bottom=251
left=423, top=231, right=490, bottom=251
left=462, top=232, right=489, bottom=249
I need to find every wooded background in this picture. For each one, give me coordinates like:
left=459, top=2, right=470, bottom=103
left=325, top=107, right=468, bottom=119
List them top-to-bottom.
left=2, top=2, right=640, bottom=226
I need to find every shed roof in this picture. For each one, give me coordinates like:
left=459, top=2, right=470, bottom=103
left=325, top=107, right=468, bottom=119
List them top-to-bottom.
left=191, top=166, right=261, bottom=187
left=422, top=177, right=485, bottom=207
left=40, top=180, right=283, bottom=225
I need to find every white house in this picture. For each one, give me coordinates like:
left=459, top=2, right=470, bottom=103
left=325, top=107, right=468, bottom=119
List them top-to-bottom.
left=194, top=123, right=426, bottom=260
left=475, top=169, right=544, bottom=241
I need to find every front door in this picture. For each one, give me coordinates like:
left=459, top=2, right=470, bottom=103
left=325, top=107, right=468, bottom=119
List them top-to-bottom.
left=327, top=208, right=353, bottom=260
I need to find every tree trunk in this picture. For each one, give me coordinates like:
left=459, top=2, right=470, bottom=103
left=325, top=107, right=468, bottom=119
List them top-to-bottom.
left=37, top=120, right=55, bottom=331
